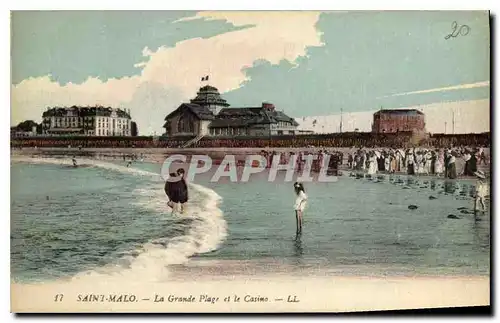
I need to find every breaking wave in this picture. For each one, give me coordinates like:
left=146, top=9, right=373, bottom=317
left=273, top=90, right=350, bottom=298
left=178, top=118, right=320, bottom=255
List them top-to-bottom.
left=11, top=156, right=227, bottom=283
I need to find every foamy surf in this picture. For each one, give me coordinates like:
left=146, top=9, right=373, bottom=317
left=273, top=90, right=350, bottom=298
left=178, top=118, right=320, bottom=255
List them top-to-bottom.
left=11, top=156, right=227, bottom=283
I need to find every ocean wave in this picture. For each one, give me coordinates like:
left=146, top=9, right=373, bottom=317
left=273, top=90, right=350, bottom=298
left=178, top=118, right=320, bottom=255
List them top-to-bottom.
left=11, top=156, right=227, bottom=283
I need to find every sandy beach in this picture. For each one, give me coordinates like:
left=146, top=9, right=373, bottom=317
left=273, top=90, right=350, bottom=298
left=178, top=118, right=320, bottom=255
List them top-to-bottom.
left=10, top=146, right=492, bottom=163
left=11, top=147, right=491, bottom=179
left=10, top=149, right=491, bottom=313
left=11, top=275, right=490, bottom=313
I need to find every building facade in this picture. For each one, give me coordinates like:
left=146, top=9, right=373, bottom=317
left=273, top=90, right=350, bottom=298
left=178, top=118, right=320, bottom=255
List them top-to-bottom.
left=163, top=85, right=299, bottom=138
left=42, top=106, right=133, bottom=136
left=372, top=109, right=426, bottom=134
left=10, top=120, right=40, bottom=137
left=10, top=126, right=37, bottom=138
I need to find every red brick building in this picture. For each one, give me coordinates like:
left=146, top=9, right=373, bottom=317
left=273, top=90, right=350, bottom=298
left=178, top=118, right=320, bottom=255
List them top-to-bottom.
left=372, top=109, right=426, bottom=134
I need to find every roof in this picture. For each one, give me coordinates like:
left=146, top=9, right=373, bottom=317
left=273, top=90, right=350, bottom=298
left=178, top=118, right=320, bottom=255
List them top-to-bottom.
left=190, top=85, right=230, bottom=107
left=199, top=85, right=218, bottom=92
left=164, top=103, right=215, bottom=121
left=42, top=106, right=131, bottom=119
left=209, top=107, right=298, bottom=128
left=210, top=107, right=271, bottom=128
left=217, top=107, right=265, bottom=117
left=374, top=109, right=424, bottom=115
left=267, top=110, right=299, bottom=126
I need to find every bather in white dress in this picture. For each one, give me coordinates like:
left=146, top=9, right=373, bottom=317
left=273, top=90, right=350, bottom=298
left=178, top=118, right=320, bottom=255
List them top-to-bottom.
left=294, top=191, right=308, bottom=212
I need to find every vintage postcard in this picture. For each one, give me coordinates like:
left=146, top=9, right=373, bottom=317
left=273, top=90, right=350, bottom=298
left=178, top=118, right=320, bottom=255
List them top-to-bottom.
left=10, top=10, right=490, bottom=313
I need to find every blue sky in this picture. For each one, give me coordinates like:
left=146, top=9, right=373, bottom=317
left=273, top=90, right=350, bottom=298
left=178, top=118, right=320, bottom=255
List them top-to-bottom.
left=11, top=11, right=490, bottom=134
left=12, top=11, right=255, bottom=84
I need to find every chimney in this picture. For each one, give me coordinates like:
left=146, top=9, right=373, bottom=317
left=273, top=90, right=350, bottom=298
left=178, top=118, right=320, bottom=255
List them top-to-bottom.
left=262, top=102, right=275, bottom=111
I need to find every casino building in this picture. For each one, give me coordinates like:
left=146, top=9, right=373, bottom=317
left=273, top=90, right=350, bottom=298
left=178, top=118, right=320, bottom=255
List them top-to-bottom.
left=163, top=85, right=300, bottom=141
left=41, top=106, right=133, bottom=136
left=372, top=109, right=426, bottom=134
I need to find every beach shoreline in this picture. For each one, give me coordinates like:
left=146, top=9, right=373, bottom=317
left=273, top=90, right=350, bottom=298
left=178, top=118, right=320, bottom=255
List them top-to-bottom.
left=11, top=147, right=490, bottom=179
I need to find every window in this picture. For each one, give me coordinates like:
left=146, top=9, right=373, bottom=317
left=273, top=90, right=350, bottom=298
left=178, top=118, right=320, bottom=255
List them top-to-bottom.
left=177, top=112, right=195, bottom=133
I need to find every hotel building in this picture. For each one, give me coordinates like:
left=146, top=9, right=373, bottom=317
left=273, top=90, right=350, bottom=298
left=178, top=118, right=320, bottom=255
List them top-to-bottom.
left=41, top=106, right=133, bottom=136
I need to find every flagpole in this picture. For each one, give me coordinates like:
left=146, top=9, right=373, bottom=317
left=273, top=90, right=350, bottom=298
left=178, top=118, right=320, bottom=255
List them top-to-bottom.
left=340, top=108, right=343, bottom=133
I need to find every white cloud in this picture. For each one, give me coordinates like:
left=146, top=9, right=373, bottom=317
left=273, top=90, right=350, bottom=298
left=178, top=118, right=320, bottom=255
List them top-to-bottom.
left=11, top=11, right=323, bottom=134
left=11, top=75, right=141, bottom=124
left=378, top=81, right=490, bottom=98
left=297, top=99, right=490, bottom=134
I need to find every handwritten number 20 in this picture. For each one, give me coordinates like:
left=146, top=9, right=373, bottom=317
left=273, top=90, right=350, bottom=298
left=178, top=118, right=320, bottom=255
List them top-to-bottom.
left=445, top=21, right=470, bottom=39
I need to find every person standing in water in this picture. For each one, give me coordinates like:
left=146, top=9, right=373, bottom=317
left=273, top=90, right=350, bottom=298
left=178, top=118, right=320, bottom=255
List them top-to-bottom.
left=447, top=151, right=458, bottom=179
left=72, top=156, right=78, bottom=167
left=164, top=168, right=189, bottom=214
left=176, top=168, right=189, bottom=214
left=473, top=170, right=488, bottom=214
left=164, top=172, right=179, bottom=213
left=293, top=182, right=307, bottom=234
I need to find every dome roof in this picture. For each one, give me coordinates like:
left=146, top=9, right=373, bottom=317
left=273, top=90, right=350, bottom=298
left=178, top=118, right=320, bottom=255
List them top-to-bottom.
left=190, top=85, right=230, bottom=107
left=199, top=85, right=219, bottom=92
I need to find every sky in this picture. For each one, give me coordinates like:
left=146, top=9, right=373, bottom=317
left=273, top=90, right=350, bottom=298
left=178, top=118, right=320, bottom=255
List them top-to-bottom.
left=11, top=11, right=490, bottom=135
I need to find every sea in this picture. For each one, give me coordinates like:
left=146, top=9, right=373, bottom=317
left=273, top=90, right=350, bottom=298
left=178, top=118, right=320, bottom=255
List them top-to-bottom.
left=10, top=156, right=490, bottom=284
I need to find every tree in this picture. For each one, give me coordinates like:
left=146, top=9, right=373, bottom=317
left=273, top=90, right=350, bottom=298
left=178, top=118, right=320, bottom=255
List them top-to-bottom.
left=15, top=120, right=39, bottom=132
left=131, top=121, right=138, bottom=136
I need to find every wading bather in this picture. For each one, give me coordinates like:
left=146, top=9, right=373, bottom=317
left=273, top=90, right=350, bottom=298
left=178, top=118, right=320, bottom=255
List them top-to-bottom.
left=164, top=168, right=189, bottom=214
left=474, top=170, right=488, bottom=214
left=293, top=182, right=307, bottom=234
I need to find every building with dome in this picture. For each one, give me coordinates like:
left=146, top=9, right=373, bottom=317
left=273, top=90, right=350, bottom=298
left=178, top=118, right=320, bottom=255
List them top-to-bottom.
left=163, top=85, right=300, bottom=139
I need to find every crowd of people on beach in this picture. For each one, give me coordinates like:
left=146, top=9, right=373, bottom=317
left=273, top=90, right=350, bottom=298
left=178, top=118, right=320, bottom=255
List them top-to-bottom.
left=255, top=146, right=488, bottom=179
left=344, top=146, right=488, bottom=178
left=257, top=149, right=344, bottom=175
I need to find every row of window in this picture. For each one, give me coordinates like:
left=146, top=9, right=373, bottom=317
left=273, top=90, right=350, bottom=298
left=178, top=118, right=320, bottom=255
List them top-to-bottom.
left=375, top=116, right=423, bottom=120
left=48, top=117, right=129, bottom=123
left=96, top=117, right=129, bottom=123
left=52, top=120, right=93, bottom=125
left=272, top=121, right=293, bottom=128
left=49, top=123, right=129, bottom=131
left=97, top=124, right=129, bottom=130
left=96, top=127, right=129, bottom=131
left=209, top=128, right=249, bottom=136
left=376, top=128, right=421, bottom=133
left=95, top=129, right=130, bottom=136
left=274, top=130, right=296, bottom=135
